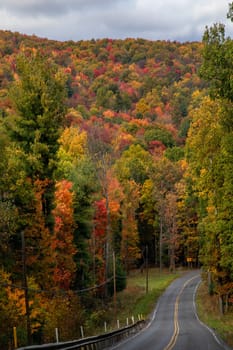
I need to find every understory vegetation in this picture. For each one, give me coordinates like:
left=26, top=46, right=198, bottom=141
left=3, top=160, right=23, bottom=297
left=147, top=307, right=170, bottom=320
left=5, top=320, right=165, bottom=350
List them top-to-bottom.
left=196, top=280, right=233, bottom=347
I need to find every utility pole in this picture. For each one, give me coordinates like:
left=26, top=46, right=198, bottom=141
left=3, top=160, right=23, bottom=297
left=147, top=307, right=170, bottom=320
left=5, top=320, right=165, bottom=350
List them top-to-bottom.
left=159, top=217, right=163, bottom=274
left=21, top=231, right=32, bottom=345
left=146, top=245, right=149, bottom=294
left=113, top=251, right=117, bottom=314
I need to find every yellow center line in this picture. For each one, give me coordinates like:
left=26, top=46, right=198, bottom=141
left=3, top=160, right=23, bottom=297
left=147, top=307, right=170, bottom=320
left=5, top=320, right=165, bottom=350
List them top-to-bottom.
left=163, top=275, right=199, bottom=350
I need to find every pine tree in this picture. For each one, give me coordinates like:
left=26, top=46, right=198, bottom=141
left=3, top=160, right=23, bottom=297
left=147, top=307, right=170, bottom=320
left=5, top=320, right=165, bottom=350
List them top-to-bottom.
left=8, top=50, right=67, bottom=231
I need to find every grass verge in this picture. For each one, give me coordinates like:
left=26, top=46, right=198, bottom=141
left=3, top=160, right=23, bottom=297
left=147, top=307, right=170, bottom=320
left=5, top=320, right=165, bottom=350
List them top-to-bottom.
left=91, top=268, right=180, bottom=333
left=117, top=268, right=179, bottom=319
left=196, top=281, right=233, bottom=347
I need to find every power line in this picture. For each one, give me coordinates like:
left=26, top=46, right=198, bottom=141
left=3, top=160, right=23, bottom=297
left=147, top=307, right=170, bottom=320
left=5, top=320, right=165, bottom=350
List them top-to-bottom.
left=0, top=274, right=127, bottom=295
left=0, top=276, right=115, bottom=296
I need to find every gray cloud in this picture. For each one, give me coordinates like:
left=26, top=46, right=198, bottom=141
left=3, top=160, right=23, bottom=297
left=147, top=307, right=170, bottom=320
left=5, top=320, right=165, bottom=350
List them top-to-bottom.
left=0, top=0, right=232, bottom=42
left=0, top=0, right=125, bottom=16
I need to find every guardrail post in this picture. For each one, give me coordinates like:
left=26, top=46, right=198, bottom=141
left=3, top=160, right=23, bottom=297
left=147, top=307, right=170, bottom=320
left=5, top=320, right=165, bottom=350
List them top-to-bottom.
left=15, top=319, right=145, bottom=350
left=80, top=325, right=84, bottom=338
left=13, top=327, right=17, bottom=349
left=55, top=328, right=59, bottom=343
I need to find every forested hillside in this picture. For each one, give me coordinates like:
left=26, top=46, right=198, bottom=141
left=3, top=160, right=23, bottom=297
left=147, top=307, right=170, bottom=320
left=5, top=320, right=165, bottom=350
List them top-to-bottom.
left=0, top=18, right=232, bottom=348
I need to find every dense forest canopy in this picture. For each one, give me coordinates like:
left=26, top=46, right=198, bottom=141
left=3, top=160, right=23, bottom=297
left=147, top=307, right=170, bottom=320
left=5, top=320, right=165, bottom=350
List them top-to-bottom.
left=0, top=4, right=232, bottom=346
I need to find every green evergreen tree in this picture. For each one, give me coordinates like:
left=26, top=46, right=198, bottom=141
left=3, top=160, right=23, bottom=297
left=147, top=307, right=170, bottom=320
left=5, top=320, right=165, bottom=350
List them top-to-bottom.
left=8, top=50, right=67, bottom=231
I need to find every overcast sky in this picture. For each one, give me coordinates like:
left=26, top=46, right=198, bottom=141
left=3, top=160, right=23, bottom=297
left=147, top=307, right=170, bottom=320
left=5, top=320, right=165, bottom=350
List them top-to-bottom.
left=0, top=0, right=233, bottom=43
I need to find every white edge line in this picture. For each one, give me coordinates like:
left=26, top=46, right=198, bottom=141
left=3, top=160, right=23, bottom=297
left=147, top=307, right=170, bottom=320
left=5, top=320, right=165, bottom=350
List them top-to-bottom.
left=110, top=274, right=196, bottom=350
left=193, top=279, right=230, bottom=349
left=110, top=297, right=161, bottom=349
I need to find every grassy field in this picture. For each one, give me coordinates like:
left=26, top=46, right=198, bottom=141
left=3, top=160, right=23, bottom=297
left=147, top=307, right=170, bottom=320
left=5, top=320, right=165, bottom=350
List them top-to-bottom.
left=86, top=268, right=180, bottom=336
left=94, top=268, right=181, bottom=333
left=117, top=268, right=179, bottom=319
left=196, top=281, right=233, bottom=347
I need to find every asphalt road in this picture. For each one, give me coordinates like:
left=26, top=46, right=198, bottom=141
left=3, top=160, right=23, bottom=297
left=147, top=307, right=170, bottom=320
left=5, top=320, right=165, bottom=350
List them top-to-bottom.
left=111, top=270, right=231, bottom=350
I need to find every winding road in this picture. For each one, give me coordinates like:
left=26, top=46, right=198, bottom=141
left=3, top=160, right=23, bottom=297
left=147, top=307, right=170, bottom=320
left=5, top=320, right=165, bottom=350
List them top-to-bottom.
left=111, top=270, right=231, bottom=350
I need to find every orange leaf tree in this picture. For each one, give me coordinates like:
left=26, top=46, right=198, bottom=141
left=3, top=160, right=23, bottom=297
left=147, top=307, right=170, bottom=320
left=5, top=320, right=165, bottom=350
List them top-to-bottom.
left=52, top=180, right=77, bottom=290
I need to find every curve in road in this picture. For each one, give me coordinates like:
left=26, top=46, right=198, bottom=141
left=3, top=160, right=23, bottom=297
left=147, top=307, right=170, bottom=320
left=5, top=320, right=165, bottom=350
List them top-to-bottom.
left=111, top=270, right=232, bottom=350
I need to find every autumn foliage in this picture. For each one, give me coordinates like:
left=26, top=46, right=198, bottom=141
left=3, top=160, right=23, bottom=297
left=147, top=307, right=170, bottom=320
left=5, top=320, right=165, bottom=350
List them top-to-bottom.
left=0, top=20, right=232, bottom=347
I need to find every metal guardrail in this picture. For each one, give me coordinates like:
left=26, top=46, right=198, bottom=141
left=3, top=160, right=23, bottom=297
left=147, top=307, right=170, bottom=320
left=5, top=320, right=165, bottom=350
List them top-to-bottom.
left=17, top=320, right=145, bottom=350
